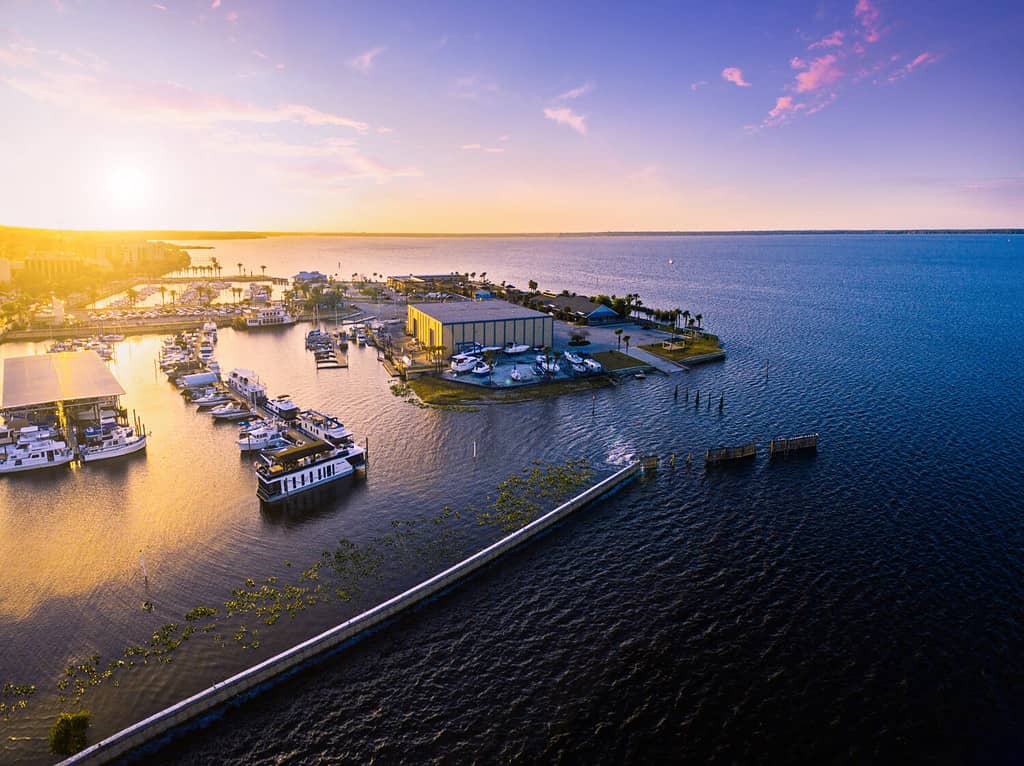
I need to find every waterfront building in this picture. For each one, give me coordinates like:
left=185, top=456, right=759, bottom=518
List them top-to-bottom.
left=386, top=274, right=461, bottom=293
left=528, top=293, right=620, bottom=325
left=406, top=299, right=553, bottom=354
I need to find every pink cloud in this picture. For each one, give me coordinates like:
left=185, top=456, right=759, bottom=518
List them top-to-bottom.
left=211, top=0, right=221, bottom=8
left=855, top=0, right=882, bottom=43
left=152, top=3, right=167, bottom=10
left=226, top=11, right=239, bottom=22
left=809, top=30, right=845, bottom=49
left=350, top=46, right=386, bottom=74
left=252, top=49, right=268, bottom=60
left=887, top=51, right=938, bottom=82
left=795, top=54, right=843, bottom=93
left=721, top=66, right=751, bottom=87
left=543, top=106, right=587, bottom=135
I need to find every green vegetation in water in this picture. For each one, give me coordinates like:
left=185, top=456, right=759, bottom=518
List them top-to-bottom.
left=390, top=382, right=411, bottom=397
left=477, top=458, right=595, bottom=532
left=1, top=683, right=36, bottom=720
left=49, top=710, right=90, bottom=756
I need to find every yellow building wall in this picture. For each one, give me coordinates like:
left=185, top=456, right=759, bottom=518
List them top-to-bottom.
left=406, top=306, right=553, bottom=354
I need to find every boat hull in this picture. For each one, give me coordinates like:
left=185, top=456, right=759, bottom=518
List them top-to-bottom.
left=80, top=436, right=147, bottom=462
left=0, top=453, right=74, bottom=473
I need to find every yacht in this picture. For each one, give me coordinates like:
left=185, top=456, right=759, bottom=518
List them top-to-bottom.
left=244, top=305, right=295, bottom=328
left=503, top=342, right=530, bottom=354
left=563, top=351, right=584, bottom=365
left=450, top=354, right=479, bottom=374
left=536, top=358, right=560, bottom=374
left=584, top=358, right=603, bottom=372
left=472, top=360, right=492, bottom=376
left=510, top=367, right=523, bottom=382
left=226, top=368, right=267, bottom=405
left=192, top=390, right=232, bottom=408
left=264, top=395, right=300, bottom=421
left=210, top=403, right=255, bottom=420
left=295, top=410, right=353, bottom=447
left=237, top=421, right=289, bottom=451
left=79, top=423, right=147, bottom=462
left=0, top=427, right=74, bottom=474
left=256, top=440, right=354, bottom=503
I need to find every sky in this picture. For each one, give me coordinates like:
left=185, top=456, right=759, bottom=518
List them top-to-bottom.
left=0, top=0, right=1021, bottom=232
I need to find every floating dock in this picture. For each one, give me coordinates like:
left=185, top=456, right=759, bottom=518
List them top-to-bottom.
left=769, top=433, right=818, bottom=458
left=705, top=442, right=756, bottom=466
left=60, top=459, right=641, bottom=765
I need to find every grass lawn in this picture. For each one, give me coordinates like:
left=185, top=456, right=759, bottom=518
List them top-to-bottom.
left=639, top=333, right=723, bottom=362
left=591, top=350, right=648, bottom=371
left=407, top=373, right=611, bottom=405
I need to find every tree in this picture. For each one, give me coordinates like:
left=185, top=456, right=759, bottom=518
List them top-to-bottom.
left=210, top=256, right=221, bottom=279
left=237, top=262, right=243, bottom=275
left=260, top=264, right=267, bottom=277
left=528, top=279, right=538, bottom=292
left=159, top=285, right=167, bottom=306
left=125, top=288, right=138, bottom=309
left=170, top=288, right=178, bottom=304
left=681, top=310, right=690, bottom=329
left=695, top=313, right=703, bottom=329
left=614, top=327, right=623, bottom=350
left=623, top=335, right=631, bottom=353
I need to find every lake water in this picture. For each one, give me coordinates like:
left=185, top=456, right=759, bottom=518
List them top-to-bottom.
left=1, top=234, right=1022, bottom=764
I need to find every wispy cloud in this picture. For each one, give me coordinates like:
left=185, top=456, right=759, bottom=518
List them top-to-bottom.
left=211, top=0, right=221, bottom=8
left=854, top=0, right=883, bottom=43
left=151, top=3, right=167, bottom=10
left=809, top=30, right=844, bottom=49
left=350, top=46, right=386, bottom=74
left=252, top=49, right=268, bottom=60
left=886, top=51, right=938, bottom=83
left=793, top=54, right=843, bottom=93
left=721, top=67, right=751, bottom=87
left=1, top=69, right=371, bottom=131
left=449, top=74, right=498, bottom=99
left=556, top=80, right=595, bottom=101
left=690, top=80, right=708, bottom=91
left=543, top=106, right=586, bottom=135
left=376, top=126, right=394, bottom=135
left=461, top=142, right=505, bottom=153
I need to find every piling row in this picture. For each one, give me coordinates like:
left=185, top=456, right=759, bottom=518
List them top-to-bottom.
left=60, top=460, right=642, bottom=766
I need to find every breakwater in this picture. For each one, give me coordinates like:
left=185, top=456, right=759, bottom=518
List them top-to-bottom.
left=60, top=460, right=642, bottom=765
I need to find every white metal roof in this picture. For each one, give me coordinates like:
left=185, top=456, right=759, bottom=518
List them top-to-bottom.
left=1, top=351, right=125, bottom=410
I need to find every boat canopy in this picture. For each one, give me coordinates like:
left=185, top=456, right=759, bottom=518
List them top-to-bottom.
left=268, top=440, right=334, bottom=464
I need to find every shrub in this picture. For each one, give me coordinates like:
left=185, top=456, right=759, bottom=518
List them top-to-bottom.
left=49, top=711, right=90, bottom=756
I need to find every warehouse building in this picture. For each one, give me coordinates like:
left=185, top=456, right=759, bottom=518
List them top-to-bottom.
left=407, top=300, right=553, bottom=354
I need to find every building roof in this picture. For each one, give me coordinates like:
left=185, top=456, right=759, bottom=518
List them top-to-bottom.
left=293, top=270, right=328, bottom=281
left=411, top=299, right=551, bottom=324
left=587, top=303, right=619, bottom=318
left=2, top=351, right=125, bottom=410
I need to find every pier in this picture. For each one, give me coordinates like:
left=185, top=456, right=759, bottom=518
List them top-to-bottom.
left=769, top=433, right=818, bottom=458
left=705, top=442, right=757, bottom=465
left=58, top=460, right=642, bottom=765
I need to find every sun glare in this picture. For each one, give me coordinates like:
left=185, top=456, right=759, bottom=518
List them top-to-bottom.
left=104, top=164, right=149, bottom=212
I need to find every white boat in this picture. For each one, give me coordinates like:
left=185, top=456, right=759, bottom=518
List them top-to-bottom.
left=244, top=305, right=295, bottom=328
left=356, top=332, right=366, bottom=345
left=504, top=342, right=530, bottom=354
left=563, top=352, right=584, bottom=365
left=450, top=354, right=480, bottom=374
left=584, top=358, right=603, bottom=372
left=538, top=359, right=560, bottom=374
left=472, top=361, right=492, bottom=376
left=571, top=362, right=587, bottom=374
left=510, top=367, right=523, bottom=381
left=226, top=368, right=267, bottom=405
left=193, top=391, right=232, bottom=407
left=264, top=395, right=300, bottom=421
left=210, top=403, right=255, bottom=420
left=295, top=410, right=353, bottom=447
left=237, top=421, right=289, bottom=451
left=79, top=424, right=147, bottom=462
left=0, top=427, right=74, bottom=474
left=256, top=440, right=354, bottom=503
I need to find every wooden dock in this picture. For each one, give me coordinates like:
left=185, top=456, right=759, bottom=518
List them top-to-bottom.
left=314, top=348, right=347, bottom=369
left=768, top=433, right=818, bottom=458
left=705, top=441, right=756, bottom=466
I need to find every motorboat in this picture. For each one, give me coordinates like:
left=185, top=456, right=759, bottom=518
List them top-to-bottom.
left=356, top=332, right=367, bottom=345
left=504, top=342, right=530, bottom=354
left=563, top=352, right=584, bottom=365
left=450, top=354, right=480, bottom=374
left=584, top=358, right=603, bottom=372
left=538, top=359, right=560, bottom=374
left=472, top=361, right=492, bottom=376
left=571, top=362, right=588, bottom=374
left=510, top=367, right=523, bottom=381
left=226, top=368, right=267, bottom=405
left=192, top=390, right=232, bottom=408
left=264, top=395, right=300, bottom=421
left=210, top=403, right=256, bottom=420
left=237, top=421, right=289, bottom=451
left=79, top=423, right=147, bottom=462
left=0, top=427, right=74, bottom=474
left=255, top=440, right=354, bottom=503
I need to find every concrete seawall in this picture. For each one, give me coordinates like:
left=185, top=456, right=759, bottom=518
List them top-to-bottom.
left=61, top=460, right=642, bottom=765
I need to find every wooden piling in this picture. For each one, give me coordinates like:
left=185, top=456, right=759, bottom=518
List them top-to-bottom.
left=768, top=433, right=818, bottom=458
left=705, top=442, right=757, bottom=466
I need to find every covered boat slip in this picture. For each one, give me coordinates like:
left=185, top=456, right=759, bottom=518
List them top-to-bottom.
left=1, top=350, right=125, bottom=418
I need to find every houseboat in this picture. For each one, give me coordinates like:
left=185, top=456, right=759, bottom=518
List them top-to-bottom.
left=244, top=305, right=295, bottom=328
left=226, top=368, right=267, bottom=405
left=264, top=395, right=300, bottom=421
left=295, top=410, right=353, bottom=447
left=79, top=423, right=147, bottom=462
left=0, top=426, right=74, bottom=474
left=256, top=440, right=354, bottom=503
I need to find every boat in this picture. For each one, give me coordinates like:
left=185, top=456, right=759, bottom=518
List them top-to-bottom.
left=244, top=305, right=295, bottom=328
left=356, top=332, right=366, bottom=345
left=503, top=342, right=530, bottom=354
left=563, top=352, right=584, bottom=365
left=450, top=354, right=479, bottom=374
left=584, top=358, right=603, bottom=372
left=539, top=360, right=560, bottom=374
left=472, top=361, right=492, bottom=376
left=571, top=362, right=587, bottom=374
left=510, top=367, right=522, bottom=381
left=226, top=368, right=267, bottom=405
left=634, top=371, right=647, bottom=380
left=192, top=390, right=232, bottom=408
left=264, top=395, right=300, bottom=421
left=210, top=403, right=256, bottom=420
left=295, top=410, right=353, bottom=447
left=237, top=421, right=289, bottom=451
left=79, top=423, right=147, bottom=462
left=0, top=427, right=74, bottom=474
left=255, top=440, right=355, bottom=503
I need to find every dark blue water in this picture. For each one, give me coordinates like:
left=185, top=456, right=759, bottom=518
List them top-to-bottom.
left=3, top=234, right=1023, bottom=764
left=152, top=234, right=1024, bottom=765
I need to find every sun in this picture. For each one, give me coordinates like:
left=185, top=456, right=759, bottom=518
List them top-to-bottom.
left=104, top=164, right=149, bottom=212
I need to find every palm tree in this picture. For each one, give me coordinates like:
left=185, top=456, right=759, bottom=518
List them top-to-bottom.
left=210, top=256, right=220, bottom=279
left=237, top=262, right=243, bottom=276
left=260, top=265, right=267, bottom=278
left=528, top=279, right=538, bottom=292
left=159, top=285, right=167, bottom=306
left=232, top=287, right=242, bottom=304
left=125, top=288, right=138, bottom=309
left=170, top=288, right=178, bottom=304
left=695, top=313, right=702, bottom=330
left=614, top=327, right=623, bottom=350
left=623, top=335, right=632, bottom=353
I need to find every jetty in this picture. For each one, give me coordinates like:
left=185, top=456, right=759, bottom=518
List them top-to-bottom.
left=769, top=433, right=818, bottom=458
left=705, top=442, right=756, bottom=466
left=58, top=460, right=642, bottom=766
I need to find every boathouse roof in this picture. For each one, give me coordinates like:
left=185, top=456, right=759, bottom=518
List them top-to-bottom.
left=1, top=351, right=125, bottom=410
